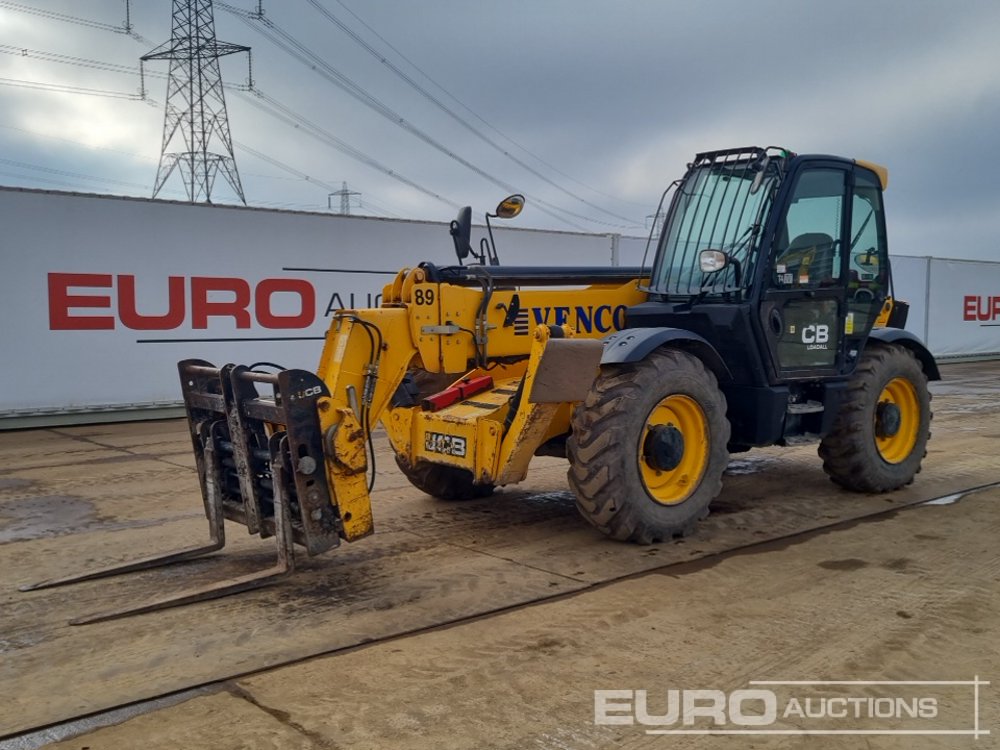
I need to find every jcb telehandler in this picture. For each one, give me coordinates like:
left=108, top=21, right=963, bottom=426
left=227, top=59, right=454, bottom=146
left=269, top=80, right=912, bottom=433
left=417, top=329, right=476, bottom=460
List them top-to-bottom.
left=23, top=146, right=938, bottom=623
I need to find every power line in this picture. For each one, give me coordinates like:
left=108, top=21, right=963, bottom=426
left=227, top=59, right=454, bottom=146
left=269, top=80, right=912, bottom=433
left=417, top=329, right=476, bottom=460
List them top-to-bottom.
left=0, top=0, right=152, bottom=44
left=306, top=0, right=643, bottom=223
left=329, top=0, right=648, bottom=212
left=0, top=1, right=125, bottom=33
left=216, top=3, right=602, bottom=230
left=0, top=4, right=619, bottom=227
left=0, top=7, right=637, bottom=227
left=0, top=43, right=254, bottom=105
left=0, top=44, right=143, bottom=77
left=0, top=68, right=408, bottom=214
left=0, top=75, right=143, bottom=100
left=234, top=88, right=462, bottom=210
left=0, top=121, right=159, bottom=161
left=0, top=126, right=399, bottom=215
left=234, top=139, right=347, bottom=194
left=0, top=156, right=154, bottom=190
left=0, top=157, right=190, bottom=202
left=0, top=168, right=121, bottom=193
left=355, top=196, right=401, bottom=219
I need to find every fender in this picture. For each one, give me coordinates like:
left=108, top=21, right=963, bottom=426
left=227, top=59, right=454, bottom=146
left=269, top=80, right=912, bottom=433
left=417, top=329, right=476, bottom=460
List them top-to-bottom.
left=600, top=327, right=732, bottom=382
left=867, top=328, right=941, bottom=380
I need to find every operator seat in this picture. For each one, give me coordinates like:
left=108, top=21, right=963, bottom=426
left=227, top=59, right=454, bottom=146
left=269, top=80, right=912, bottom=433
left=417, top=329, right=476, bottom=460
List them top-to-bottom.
left=778, top=232, right=836, bottom=284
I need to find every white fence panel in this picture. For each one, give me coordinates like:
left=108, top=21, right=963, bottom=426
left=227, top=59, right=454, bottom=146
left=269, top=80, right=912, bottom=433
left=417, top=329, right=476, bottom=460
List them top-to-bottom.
left=0, top=188, right=614, bottom=420
left=2, top=188, right=997, bottom=424
left=888, top=255, right=930, bottom=343
left=925, top=258, right=1000, bottom=357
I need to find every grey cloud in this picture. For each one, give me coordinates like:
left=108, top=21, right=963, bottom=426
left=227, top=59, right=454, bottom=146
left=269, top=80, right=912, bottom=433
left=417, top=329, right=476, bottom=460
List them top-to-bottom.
left=0, top=0, right=998, bottom=256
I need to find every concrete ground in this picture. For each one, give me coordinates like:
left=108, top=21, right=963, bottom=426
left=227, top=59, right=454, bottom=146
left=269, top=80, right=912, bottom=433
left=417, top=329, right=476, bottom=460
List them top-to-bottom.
left=0, top=361, right=997, bottom=748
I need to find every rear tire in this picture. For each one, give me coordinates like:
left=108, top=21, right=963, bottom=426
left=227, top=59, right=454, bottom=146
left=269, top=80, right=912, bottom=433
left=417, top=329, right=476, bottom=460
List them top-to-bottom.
left=819, top=344, right=931, bottom=492
left=567, top=349, right=730, bottom=543
left=395, top=455, right=495, bottom=500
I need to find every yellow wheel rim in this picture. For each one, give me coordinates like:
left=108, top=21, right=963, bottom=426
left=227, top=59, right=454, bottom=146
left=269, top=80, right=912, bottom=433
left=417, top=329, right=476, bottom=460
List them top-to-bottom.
left=875, top=377, right=920, bottom=464
left=638, top=394, right=709, bottom=505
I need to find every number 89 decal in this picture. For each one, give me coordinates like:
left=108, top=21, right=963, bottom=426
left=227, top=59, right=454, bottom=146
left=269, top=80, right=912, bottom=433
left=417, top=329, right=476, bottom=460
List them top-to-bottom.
left=414, top=288, right=435, bottom=305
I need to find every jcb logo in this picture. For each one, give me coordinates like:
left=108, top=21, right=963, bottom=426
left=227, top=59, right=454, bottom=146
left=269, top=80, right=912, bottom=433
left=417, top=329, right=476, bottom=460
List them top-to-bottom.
left=802, top=324, right=829, bottom=344
left=289, top=386, right=323, bottom=401
left=424, top=432, right=467, bottom=458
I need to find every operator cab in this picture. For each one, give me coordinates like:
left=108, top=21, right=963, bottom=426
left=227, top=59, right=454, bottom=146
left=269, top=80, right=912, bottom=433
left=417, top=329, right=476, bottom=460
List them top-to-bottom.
left=631, top=146, right=900, bottom=446
left=638, top=147, right=894, bottom=384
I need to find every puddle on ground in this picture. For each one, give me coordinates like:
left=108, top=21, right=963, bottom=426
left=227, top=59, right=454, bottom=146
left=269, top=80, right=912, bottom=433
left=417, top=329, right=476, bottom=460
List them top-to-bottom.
left=0, top=477, right=33, bottom=491
left=921, top=482, right=1000, bottom=507
left=0, top=495, right=98, bottom=543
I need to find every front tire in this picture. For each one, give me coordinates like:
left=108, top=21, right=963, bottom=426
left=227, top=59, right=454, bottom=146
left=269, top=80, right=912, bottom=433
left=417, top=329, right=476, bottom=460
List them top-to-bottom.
left=819, top=344, right=932, bottom=492
left=567, top=349, right=730, bottom=543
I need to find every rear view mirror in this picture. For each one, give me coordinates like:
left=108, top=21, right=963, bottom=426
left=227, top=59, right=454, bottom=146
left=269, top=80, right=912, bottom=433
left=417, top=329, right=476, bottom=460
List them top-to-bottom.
left=494, top=194, right=524, bottom=219
left=700, top=249, right=730, bottom=273
left=854, top=249, right=879, bottom=270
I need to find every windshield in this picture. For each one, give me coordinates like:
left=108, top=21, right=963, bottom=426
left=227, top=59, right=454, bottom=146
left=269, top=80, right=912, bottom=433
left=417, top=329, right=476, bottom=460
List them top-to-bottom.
left=651, top=157, right=778, bottom=297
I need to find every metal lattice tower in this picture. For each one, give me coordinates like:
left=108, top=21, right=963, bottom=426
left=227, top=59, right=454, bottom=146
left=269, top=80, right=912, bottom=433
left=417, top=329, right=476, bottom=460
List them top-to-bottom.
left=142, top=1, right=250, bottom=203
left=328, top=182, right=361, bottom=215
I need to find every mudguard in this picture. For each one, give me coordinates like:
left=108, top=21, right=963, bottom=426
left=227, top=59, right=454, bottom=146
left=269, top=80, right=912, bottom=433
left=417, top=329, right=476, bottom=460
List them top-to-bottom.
left=600, top=327, right=732, bottom=381
left=867, top=328, right=941, bottom=380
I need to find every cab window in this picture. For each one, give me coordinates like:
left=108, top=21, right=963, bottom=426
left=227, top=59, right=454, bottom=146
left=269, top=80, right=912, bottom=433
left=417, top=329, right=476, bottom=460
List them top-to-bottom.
left=771, top=169, right=847, bottom=288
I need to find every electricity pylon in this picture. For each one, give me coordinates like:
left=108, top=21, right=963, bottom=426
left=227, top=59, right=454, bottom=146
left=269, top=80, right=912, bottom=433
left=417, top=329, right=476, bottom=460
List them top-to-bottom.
left=143, top=0, right=250, bottom=203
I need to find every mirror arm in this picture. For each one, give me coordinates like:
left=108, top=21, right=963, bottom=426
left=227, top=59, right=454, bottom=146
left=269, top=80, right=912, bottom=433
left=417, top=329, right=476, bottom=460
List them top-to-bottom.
left=484, top=212, right=500, bottom=265
left=730, top=256, right=742, bottom=287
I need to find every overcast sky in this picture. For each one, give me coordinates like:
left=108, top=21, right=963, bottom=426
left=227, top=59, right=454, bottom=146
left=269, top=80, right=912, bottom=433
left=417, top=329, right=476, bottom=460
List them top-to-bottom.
left=1, top=0, right=998, bottom=259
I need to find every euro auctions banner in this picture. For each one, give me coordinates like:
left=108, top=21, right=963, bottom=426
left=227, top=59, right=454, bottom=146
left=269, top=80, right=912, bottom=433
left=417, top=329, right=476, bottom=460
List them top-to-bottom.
left=0, top=187, right=616, bottom=419
left=925, top=258, right=1000, bottom=357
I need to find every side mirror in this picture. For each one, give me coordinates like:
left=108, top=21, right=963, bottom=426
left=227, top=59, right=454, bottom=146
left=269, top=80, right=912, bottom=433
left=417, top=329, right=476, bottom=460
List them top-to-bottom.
left=481, top=194, right=525, bottom=266
left=493, top=194, right=524, bottom=219
left=450, top=206, right=472, bottom=263
left=699, top=249, right=730, bottom=273
left=854, top=249, right=879, bottom=270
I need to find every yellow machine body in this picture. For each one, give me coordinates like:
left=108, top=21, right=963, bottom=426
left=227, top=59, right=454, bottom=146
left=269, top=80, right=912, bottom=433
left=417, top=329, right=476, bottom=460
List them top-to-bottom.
left=312, top=271, right=647, bottom=539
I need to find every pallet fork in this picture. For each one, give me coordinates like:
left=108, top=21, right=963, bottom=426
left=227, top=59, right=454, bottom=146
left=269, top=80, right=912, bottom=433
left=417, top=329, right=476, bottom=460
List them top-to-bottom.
left=19, top=360, right=344, bottom=625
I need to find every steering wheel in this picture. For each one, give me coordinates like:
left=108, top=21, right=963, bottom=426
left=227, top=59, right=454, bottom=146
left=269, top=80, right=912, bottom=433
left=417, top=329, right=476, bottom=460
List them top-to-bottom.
left=853, top=287, right=875, bottom=302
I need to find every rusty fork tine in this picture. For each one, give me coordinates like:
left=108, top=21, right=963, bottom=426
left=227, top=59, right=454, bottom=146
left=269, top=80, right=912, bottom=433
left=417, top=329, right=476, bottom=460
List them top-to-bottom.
left=67, top=434, right=296, bottom=626
left=19, top=435, right=228, bottom=593
left=17, top=542, right=223, bottom=592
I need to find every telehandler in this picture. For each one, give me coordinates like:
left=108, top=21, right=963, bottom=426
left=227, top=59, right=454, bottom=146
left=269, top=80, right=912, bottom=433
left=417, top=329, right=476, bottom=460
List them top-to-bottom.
left=23, top=146, right=938, bottom=623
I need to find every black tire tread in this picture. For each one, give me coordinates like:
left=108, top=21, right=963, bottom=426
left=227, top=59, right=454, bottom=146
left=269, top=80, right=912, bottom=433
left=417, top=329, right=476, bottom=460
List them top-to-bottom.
left=819, top=343, right=932, bottom=492
left=567, top=349, right=730, bottom=543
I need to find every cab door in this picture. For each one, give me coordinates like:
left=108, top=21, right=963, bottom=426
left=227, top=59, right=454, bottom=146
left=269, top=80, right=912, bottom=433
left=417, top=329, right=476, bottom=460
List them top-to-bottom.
left=758, top=165, right=850, bottom=380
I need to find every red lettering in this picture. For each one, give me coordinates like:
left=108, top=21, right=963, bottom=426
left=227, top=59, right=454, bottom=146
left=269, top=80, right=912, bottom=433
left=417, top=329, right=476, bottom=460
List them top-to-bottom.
left=48, top=273, right=114, bottom=330
left=117, top=275, right=186, bottom=330
left=190, top=277, right=252, bottom=329
left=255, top=278, right=315, bottom=329
left=964, top=295, right=977, bottom=321
left=993, top=297, right=1000, bottom=321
